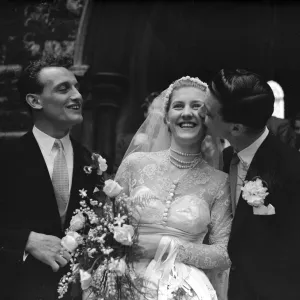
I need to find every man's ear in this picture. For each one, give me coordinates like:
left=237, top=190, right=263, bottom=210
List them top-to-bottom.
left=26, top=94, right=42, bottom=110
left=230, top=123, right=245, bottom=137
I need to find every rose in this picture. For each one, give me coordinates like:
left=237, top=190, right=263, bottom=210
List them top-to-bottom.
left=91, top=153, right=108, bottom=175
left=97, top=155, right=108, bottom=174
left=241, top=178, right=269, bottom=207
left=103, top=179, right=123, bottom=197
left=70, top=212, right=85, bottom=231
left=113, top=224, right=134, bottom=246
left=61, top=231, right=81, bottom=252
left=79, top=269, right=92, bottom=290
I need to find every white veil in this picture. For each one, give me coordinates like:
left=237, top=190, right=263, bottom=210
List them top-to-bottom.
left=122, top=77, right=223, bottom=170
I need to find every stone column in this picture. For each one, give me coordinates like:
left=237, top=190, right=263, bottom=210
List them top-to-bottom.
left=86, top=72, right=129, bottom=172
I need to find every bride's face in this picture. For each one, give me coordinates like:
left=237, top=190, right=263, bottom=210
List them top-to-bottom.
left=166, top=86, right=206, bottom=145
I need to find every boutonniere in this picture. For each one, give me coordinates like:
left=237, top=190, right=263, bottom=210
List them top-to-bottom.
left=83, top=153, right=108, bottom=176
left=241, top=177, right=275, bottom=215
left=241, top=177, right=269, bottom=207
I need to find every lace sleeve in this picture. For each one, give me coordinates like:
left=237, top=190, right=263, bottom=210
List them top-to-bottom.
left=176, top=178, right=232, bottom=270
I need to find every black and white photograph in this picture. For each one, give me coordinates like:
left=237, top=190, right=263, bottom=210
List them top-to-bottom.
left=0, top=0, right=300, bottom=299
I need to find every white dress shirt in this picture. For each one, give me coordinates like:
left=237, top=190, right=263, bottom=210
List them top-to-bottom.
left=32, top=126, right=73, bottom=192
left=235, top=127, right=269, bottom=203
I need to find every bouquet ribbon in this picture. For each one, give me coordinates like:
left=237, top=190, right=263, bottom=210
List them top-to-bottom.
left=144, top=236, right=216, bottom=300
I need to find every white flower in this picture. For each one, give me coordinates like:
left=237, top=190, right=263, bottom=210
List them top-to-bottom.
left=91, top=153, right=108, bottom=175
left=98, top=156, right=108, bottom=171
left=83, top=166, right=92, bottom=174
left=241, top=178, right=269, bottom=207
left=103, top=180, right=123, bottom=197
left=93, top=187, right=100, bottom=193
left=79, top=189, right=88, bottom=198
left=89, top=199, right=98, bottom=206
left=80, top=200, right=87, bottom=207
left=70, top=212, right=85, bottom=231
left=114, top=213, right=127, bottom=227
left=90, top=216, right=99, bottom=224
left=113, top=224, right=134, bottom=246
left=61, top=231, right=81, bottom=252
left=96, top=233, right=106, bottom=244
left=87, top=248, right=97, bottom=258
left=102, top=248, right=114, bottom=255
left=79, top=269, right=92, bottom=290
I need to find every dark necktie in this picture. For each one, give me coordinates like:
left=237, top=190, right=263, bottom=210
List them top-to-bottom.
left=229, top=152, right=240, bottom=215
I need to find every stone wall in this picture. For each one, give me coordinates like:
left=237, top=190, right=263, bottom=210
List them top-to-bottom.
left=0, top=0, right=84, bottom=137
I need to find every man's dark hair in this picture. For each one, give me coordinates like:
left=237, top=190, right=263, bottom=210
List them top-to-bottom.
left=17, top=54, right=73, bottom=110
left=209, top=69, right=274, bottom=131
left=141, top=91, right=161, bottom=112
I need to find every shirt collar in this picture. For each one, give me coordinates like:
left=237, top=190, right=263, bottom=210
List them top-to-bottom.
left=32, top=126, right=72, bottom=156
left=237, top=127, right=269, bottom=167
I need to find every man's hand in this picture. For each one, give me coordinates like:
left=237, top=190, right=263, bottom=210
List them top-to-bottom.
left=25, top=231, right=71, bottom=272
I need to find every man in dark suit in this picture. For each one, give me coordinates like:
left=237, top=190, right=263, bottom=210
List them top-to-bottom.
left=0, top=55, right=97, bottom=300
left=200, top=69, right=300, bottom=300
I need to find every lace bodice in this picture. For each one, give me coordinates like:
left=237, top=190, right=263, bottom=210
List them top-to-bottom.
left=116, top=150, right=232, bottom=272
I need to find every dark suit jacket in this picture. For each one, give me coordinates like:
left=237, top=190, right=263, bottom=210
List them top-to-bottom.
left=0, top=131, right=98, bottom=300
left=223, top=133, right=300, bottom=300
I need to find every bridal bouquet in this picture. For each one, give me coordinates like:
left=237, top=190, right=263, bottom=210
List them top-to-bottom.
left=58, top=153, right=143, bottom=300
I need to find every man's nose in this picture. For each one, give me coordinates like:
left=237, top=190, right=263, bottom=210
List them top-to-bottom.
left=71, top=86, right=83, bottom=100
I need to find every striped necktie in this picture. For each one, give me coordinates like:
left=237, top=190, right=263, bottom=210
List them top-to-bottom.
left=52, top=139, right=69, bottom=224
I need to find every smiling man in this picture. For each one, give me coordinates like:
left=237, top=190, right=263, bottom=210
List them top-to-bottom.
left=0, top=55, right=98, bottom=300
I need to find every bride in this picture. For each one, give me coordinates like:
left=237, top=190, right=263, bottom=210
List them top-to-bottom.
left=113, top=76, right=232, bottom=300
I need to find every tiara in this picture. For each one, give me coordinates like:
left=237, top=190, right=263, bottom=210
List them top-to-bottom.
left=163, top=76, right=208, bottom=110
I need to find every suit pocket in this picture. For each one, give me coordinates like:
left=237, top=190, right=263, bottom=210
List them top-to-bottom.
left=251, top=214, right=278, bottom=244
left=252, top=214, right=277, bottom=230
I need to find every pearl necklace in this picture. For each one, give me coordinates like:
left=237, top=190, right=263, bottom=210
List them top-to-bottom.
left=170, top=148, right=202, bottom=157
left=169, top=153, right=202, bottom=169
left=170, top=153, right=195, bottom=164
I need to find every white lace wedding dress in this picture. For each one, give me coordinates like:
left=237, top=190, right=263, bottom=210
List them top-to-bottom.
left=114, top=150, right=232, bottom=300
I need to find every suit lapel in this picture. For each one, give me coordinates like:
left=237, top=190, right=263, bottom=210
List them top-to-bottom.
left=21, top=132, right=62, bottom=227
left=21, top=133, right=98, bottom=234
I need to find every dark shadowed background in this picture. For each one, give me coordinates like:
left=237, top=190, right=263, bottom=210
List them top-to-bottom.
left=1, top=0, right=300, bottom=170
